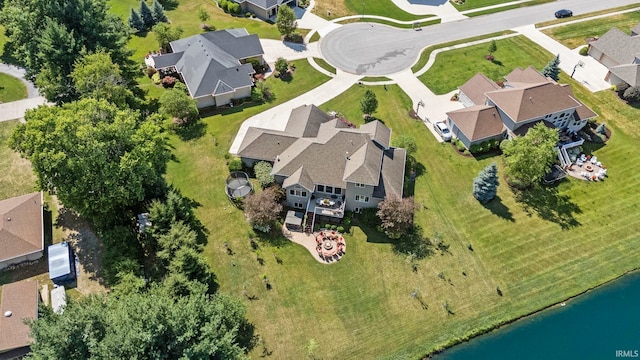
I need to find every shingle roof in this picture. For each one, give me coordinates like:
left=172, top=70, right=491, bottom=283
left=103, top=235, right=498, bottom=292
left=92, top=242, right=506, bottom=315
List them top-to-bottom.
left=233, top=0, right=285, bottom=9
left=632, top=23, right=640, bottom=36
left=589, top=27, right=640, bottom=66
left=152, top=29, right=264, bottom=98
left=609, top=63, right=640, bottom=87
left=505, top=66, right=550, bottom=84
left=459, top=73, right=501, bottom=105
left=486, top=82, right=581, bottom=123
left=561, top=85, right=598, bottom=121
left=284, top=104, right=332, bottom=138
left=447, top=105, right=505, bottom=141
left=360, top=120, right=391, bottom=148
left=237, top=128, right=298, bottom=162
left=372, top=148, right=406, bottom=199
left=282, top=166, right=314, bottom=192
left=0, top=192, right=43, bottom=264
left=0, top=280, right=38, bottom=353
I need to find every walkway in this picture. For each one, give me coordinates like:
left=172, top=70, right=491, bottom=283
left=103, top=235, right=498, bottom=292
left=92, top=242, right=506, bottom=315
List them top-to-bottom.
left=0, top=63, right=49, bottom=122
left=0, top=63, right=40, bottom=99
left=282, top=225, right=346, bottom=264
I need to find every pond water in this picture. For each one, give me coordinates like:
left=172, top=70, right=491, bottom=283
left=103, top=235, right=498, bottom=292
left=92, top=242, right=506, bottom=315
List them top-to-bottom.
left=434, top=272, right=640, bottom=360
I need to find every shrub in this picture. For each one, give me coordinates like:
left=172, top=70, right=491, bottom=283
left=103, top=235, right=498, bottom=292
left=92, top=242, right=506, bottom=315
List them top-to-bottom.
left=218, top=0, right=228, bottom=10
left=229, top=2, right=241, bottom=14
left=245, top=12, right=251, bottom=17
left=579, top=47, right=588, bottom=56
left=275, top=57, right=289, bottom=75
left=146, top=67, right=157, bottom=78
left=152, top=72, right=162, bottom=84
left=161, top=76, right=176, bottom=88
left=616, top=82, right=629, bottom=97
left=623, top=86, right=640, bottom=102
left=454, top=139, right=466, bottom=152
left=469, top=143, right=481, bottom=154
left=228, top=157, right=243, bottom=171
left=254, top=161, right=275, bottom=188
left=324, top=224, right=331, bottom=229
left=330, top=224, right=337, bottom=230
left=336, top=226, right=344, bottom=233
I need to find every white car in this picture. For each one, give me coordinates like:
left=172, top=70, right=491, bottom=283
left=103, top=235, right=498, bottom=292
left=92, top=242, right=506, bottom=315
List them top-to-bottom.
left=433, top=121, right=452, bottom=142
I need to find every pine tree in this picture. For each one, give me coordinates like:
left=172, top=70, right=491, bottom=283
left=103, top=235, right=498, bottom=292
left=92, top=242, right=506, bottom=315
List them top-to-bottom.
left=139, top=0, right=154, bottom=29
left=151, top=0, right=167, bottom=23
left=127, top=8, right=145, bottom=32
left=542, top=54, right=561, bottom=81
left=472, top=162, right=499, bottom=203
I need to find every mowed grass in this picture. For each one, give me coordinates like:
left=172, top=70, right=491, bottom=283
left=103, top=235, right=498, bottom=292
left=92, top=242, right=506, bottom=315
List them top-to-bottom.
left=313, top=0, right=428, bottom=21
left=452, top=0, right=552, bottom=12
left=542, top=10, right=640, bottom=49
left=420, top=36, right=553, bottom=94
left=0, top=73, right=27, bottom=103
left=0, top=120, right=37, bottom=199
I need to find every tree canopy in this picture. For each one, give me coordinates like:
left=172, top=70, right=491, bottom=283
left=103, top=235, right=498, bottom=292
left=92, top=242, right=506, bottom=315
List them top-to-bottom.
left=0, top=0, right=134, bottom=103
left=276, top=5, right=297, bottom=38
left=153, top=22, right=184, bottom=52
left=487, top=40, right=497, bottom=55
left=70, top=51, right=136, bottom=108
left=542, top=54, right=561, bottom=81
left=159, top=85, right=199, bottom=124
left=360, top=89, right=378, bottom=119
left=10, top=99, right=170, bottom=225
left=501, top=123, right=558, bottom=188
left=391, top=134, right=417, bottom=155
left=473, top=162, right=499, bottom=203
left=243, top=186, right=283, bottom=233
left=377, top=196, right=417, bottom=239
left=27, top=288, right=252, bottom=360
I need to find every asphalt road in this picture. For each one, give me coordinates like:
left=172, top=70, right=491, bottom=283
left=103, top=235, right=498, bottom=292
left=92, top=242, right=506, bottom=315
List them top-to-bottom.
left=320, top=0, right=640, bottom=75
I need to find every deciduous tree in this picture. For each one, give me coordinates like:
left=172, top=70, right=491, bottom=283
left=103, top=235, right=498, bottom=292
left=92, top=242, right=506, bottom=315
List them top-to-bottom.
left=276, top=5, right=297, bottom=39
left=198, top=7, right=211, bottom=28
left=153, top=22, right=184, bottom=52
left=487, top=39, right=497, bottom=56
left=70, top=51, right=136, bottom=108
left=275, top=57, right=289, bottom=75
left=159, top=85, right=199, bottom=124
left=360, top=89, right=378, bottom=120
left=10, top=99, right=170, bottom=225
left=501, top=122, right=558, bottom=188
left=391, top=134, right=417, bottom=155
left=254, top=161, right=275, bottom=188
left=472, top=162, right=499, bottom=203
left=243, top=186, right=283, bottom=232
left=377, top=196, right=417, bottom=239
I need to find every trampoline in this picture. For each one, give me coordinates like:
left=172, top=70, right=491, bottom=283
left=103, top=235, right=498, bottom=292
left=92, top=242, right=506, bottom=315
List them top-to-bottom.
left=226, top=171, right=253, bottom=199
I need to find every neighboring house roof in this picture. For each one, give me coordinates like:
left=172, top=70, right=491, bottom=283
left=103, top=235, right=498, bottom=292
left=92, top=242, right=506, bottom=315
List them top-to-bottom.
left=233, top=0, right=288, bottom=10
left=632, top=23, right=640, bottom=36
left=589, top=27, right=640, bottom=66
left=152, top=29, right=263, bottom=98
left=609, top=63, right=640, bottom=87
left=504, top=66, right=549, bottom=84
left=459, top=73, right=501, bottom=105
left=486, top=82, right=581, bottom=123
left=284, top=104, right=332, bottom=137
left=447, top=104, right=505, bottom=141
left=239, top=105, right=405, bottom=197
left=373, top=148, right=406, bottom=199
left=0, top=192, right=43, bottom=264
left=0, top=279, right=38, bottom=354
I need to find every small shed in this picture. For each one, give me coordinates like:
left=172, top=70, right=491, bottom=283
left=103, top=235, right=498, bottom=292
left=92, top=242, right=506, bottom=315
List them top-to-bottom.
left=285, top=211, right=304, bottom=232
left=47, top=242, right=76, bottom=284
left=50, top=286, right=67, bottom=314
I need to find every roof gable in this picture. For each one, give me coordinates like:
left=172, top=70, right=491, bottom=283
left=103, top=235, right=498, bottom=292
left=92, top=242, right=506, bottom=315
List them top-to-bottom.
left=589, top=27, right=640, bottom=66
left=609, top=63, right=640, bottom=87
left=504, top=66, right=550, bottom=84
left=459, top=73, right=501, bottom=105
left=486, top=82, right=580, bottom=122
left=284, top=104, right=332, bottom=138
left=447, top=105, right=505, bottom=141
left=359, top=120, right=391, bottom=148
left=282, top=166, right=314, bottom=192
left=0, top=192, right=43, bottom=263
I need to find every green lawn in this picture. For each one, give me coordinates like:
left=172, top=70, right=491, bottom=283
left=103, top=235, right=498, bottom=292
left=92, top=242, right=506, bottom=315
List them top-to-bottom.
left=313, top=0, right=430, bottom=21
left=452, top=0, right=553, bottom=12
left=537, top=4, right=640, bottom=28
left=542, top=10, right=640, bottom=49
left=419, top=36, right=554, bottom=94
left=312, top=57, right=336, bottom=74
left=0, top=73, right=28, bottom=103
left=0, top=120, right=37, bottom=199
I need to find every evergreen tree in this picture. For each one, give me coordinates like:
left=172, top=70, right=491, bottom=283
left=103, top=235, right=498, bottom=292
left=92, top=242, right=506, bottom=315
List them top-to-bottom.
left=139, top=0, right=154, bottom=28
left=151, top=0, right=167, bottom=23
left=128, top=8, right=145, bottom=31
left=487, top=39, right=497, bottom=56
left=542, top=54, right=561, bottom=81
left=472, top=163, right=499, bottom=203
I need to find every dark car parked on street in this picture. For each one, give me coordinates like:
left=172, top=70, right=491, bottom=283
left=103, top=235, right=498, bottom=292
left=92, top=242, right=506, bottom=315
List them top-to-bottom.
left=555, top=9, right=573, bottom=18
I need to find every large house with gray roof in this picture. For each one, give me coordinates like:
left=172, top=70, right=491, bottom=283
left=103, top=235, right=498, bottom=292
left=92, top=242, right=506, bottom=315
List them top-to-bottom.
left=232, top=0, right=298, bottom=19
left=588, top=24, right=640, bottom=87
left=149, top=29, right=264, bottom=108
left=447, top=66, right=597, bottom=150
left=236, top=104, right=406, bottom=230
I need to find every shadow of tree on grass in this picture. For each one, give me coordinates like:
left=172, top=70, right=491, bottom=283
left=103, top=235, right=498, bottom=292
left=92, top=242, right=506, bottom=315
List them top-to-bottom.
left=513, top=185, right=581, bottom=230
left=482, top=195, right=514, bottom=222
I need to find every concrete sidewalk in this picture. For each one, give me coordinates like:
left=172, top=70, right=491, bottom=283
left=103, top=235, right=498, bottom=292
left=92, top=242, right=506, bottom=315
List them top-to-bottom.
left=514, top=25, right=611, bottom=92
left=260, top=39, right=321, bottom=63
left=0, top=63, right=40, bottom=99
left=229, top=72, right=362, bottom=154
left=0, top=97, right=49, bottom=122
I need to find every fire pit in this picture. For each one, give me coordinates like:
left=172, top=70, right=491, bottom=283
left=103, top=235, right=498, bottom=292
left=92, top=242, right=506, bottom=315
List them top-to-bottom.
left=323, top=239, right=334, bottom=250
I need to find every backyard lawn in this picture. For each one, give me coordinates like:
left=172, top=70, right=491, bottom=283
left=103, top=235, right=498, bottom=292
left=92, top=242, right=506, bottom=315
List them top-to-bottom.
left=313, top=0, right=427, bottom=21
left=452, top=0, right=553, bottom=12
left=542, top=10, right=640, bottom=49
left=0, top=73, right=27, bottom=103
left=0, top=120, right=37, bottom=199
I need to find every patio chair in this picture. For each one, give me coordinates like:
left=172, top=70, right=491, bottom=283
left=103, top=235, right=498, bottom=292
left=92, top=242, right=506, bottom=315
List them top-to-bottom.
left=591, top=156, right=598, bottom=164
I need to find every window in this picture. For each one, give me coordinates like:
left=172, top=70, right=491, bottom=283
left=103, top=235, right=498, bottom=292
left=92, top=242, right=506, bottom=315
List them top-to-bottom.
left=355, top=183, right=365, bottom=188
left=317, top=185, right=325, bottom=192
left=326, top=186, right=333, bottom=193
left=335, top=188, right=342, bottom=195
left=289, top=189, right=307, bottom=197
left=355, top=195, right=369, bottom=203
left=294, top=202, right=304, bottom=209
left=354, top=207, right=361, bottom=214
